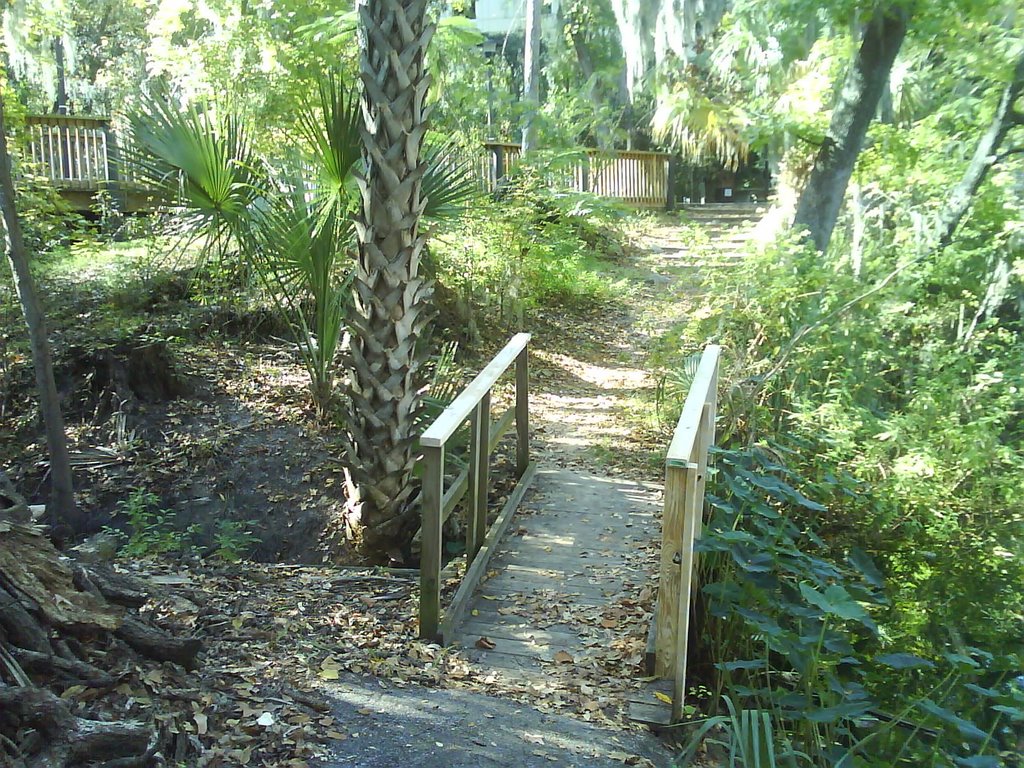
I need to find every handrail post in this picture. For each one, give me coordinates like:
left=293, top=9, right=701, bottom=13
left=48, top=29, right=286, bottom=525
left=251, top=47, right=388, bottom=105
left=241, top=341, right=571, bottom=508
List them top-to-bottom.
left=515, top=345, right=530, bottom=477
left=467, top=392, right=491, bottom=564
left=671, top=402, right=713, bottom=721
left=420, top=444, right=444, bottom=642
left=657, top=462, right=688, bottom=678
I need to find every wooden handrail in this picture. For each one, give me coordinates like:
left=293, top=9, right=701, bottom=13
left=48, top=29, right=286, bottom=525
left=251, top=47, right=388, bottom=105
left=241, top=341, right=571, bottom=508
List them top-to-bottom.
left=26, top=114, right=110, bottom=127
left=479, top=142, right=673, bottom=208
left=421, top=333, right=530, bottom=447
left=418, top=334, right=536, bottom=643
left=654, top=345, right=720, bottom=723
left=666, top=347, right=720, bottom=467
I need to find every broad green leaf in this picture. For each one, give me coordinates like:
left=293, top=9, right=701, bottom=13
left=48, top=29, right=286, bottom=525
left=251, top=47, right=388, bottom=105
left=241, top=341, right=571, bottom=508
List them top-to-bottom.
left=875, top=653, right=935, bottom=670
left=917, top=699, right=988, bottom=741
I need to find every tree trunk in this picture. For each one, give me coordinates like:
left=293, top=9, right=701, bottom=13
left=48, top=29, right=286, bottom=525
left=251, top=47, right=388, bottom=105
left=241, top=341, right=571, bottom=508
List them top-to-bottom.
left=347, top=0, right=435, bottom=558
left=522, top=0, right=542, bottom=154
left=792, top=6, right=909, bottom=252
left=52, top=38, right=69, bottom=116
left=929, top=51, right=1024, bottom=252
left=0, top=88, right=81, bottom=533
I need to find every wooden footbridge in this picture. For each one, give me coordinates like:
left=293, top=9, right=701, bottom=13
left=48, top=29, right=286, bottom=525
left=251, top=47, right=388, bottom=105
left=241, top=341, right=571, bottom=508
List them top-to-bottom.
left=415, top=332, right=721, bottom=726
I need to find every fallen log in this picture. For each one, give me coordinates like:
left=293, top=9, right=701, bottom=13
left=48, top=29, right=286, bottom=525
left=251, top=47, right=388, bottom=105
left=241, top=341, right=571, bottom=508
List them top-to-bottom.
left=0, top=686, right=154, bottom=768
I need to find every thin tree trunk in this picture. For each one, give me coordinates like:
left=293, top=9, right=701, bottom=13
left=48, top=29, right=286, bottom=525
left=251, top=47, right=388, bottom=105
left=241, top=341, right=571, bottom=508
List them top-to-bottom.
left=347, top=0, right=435, bottom=557
left=522, top=0, right=541, bottom=154
left=793, top=6, right=909, bottom=252
left=53, top=38, right=68, bottom=115
left=929, top=51, right=1024, bottom=252
left=0, top=89, right=80, bottom=533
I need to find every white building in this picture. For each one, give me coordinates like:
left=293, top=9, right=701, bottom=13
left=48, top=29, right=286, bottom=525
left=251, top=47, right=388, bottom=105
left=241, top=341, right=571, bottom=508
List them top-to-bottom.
left=473, top=0, right=560, bottom=37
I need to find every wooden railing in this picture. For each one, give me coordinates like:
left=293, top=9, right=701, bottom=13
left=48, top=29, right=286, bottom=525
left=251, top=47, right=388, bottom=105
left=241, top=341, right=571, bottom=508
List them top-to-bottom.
left=24, top=115, right=117, bottom=187
left=481, top=142, right=673, bottom=208
left=418, top=333, right=537, bottom=643
left=653, top=345, right=720, bottom=722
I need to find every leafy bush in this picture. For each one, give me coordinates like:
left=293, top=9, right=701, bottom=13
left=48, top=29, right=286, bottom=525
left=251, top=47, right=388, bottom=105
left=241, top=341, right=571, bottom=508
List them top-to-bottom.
left=431, top=165, right=634, bottom=334
left=661, top=212, right=1024, bottom=659
left=687, top=446, right=1024, bottom=767
left=111, top=489, right=197, bottom=558
left=212, top=519, right=260, bottom=562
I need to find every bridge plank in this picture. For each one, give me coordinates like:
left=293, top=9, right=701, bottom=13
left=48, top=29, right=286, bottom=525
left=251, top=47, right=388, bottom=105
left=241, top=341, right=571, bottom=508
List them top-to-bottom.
left=449, top=466, right=661, bottom=695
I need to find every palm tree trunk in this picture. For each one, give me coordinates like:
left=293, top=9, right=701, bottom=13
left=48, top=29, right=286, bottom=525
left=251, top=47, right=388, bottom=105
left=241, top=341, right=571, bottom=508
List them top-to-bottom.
left=347, top=0, right=435, bottom=557
left=0, top=90, right=81, bottom=534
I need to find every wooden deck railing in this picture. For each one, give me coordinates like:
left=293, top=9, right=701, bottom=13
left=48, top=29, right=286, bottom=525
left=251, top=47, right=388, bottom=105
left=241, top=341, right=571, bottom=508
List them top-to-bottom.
left=23, top=115, right=673, bottom=210
left=25, top=115, right=117, bottom=187
left=481, top=142, right=673, bottom=208
left=418, top=333, right=537, bottom=643
left=653, top=345, right=720, bottom=722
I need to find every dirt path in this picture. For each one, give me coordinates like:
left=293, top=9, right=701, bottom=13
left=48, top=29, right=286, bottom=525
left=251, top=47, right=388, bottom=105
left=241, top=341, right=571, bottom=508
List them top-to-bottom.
left=528, top=206, right=762, bottom=480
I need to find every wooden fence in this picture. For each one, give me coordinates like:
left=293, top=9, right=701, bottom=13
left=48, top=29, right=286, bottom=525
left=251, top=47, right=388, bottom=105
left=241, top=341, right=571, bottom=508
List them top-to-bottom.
left=22, top=114, right=673, bottom=211
left=25, top=115, right=116, bottom=188
left=481, top=142, right=673, bottom=208
left=418, top=333, right=537, bottom=643
left=652, top=345, right=720, bottom=722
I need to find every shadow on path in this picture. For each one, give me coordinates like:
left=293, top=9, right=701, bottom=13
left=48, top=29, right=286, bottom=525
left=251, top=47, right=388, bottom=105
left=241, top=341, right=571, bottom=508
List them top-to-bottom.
left=321, top=674, right=673, bottom=767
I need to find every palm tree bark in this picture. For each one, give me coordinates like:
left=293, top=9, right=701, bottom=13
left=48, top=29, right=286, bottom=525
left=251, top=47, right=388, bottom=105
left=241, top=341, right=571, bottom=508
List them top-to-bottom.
left=348, top=0, right=435, bottom=556
left=793, top=5, right=909, bottom=252
left=0, top=89, right=80, bottom=533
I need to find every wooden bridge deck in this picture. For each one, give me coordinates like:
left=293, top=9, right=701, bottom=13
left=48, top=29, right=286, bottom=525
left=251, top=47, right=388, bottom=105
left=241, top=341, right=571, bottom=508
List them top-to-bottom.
left=453, top=467, right=661, bottom=681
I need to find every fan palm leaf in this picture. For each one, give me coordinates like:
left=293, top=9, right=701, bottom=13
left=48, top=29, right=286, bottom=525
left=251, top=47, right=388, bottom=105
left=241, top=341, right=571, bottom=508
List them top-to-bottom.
left=296, top=72, right=362, bottom=228
left=126, top=95, right=264, bottom=252
left=420, top=140, right=481, bottom=223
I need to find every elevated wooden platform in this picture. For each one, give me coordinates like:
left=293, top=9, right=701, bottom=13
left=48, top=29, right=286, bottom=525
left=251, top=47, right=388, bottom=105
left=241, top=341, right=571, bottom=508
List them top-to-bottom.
left=23, top=114, right=158, bottom=213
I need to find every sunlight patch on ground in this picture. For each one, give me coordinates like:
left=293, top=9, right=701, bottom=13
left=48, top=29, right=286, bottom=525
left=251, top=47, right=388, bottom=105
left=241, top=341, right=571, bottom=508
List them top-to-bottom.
left=532, top=349, right=652, bottom=391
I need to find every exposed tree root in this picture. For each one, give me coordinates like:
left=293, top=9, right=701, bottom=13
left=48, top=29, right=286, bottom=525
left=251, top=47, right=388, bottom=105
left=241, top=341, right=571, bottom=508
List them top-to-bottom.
left=0, top=501, right=200, bottom=766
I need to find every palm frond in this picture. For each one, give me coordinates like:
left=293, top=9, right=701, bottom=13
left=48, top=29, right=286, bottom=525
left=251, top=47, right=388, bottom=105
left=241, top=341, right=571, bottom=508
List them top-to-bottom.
left=296, top=71, right=362, bottom=227
left=653, top=87, right=751, bottom=171
left=125, top=93, right=264, bottom=250
left=421, top=140, right=482, bottom=223
left=253, top=166, right=353, bottom=411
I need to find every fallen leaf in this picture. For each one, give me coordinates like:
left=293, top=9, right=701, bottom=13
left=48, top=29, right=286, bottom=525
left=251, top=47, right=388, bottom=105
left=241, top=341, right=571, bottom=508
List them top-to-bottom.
left=475, top=636, right=496, bottom=650
left=553, top=650, right=573, bottom=664
left=654, top=691, right=672, bottom=704
left=194, top=712, right=208, bottom=735
left=257, top=712, right=275, bottom=727
left=523, top=733, right=545, bottom=745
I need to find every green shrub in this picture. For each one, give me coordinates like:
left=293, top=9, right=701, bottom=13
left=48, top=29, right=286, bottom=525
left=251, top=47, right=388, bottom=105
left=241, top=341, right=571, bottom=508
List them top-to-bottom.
left=689, top=446, right=1024, bottom=767
left=110, top=489, right=197, bottom=558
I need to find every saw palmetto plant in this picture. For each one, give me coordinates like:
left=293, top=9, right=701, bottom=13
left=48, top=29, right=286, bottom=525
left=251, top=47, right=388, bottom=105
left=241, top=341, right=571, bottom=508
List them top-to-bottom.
left=127, top=68, right=475, bottom=422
